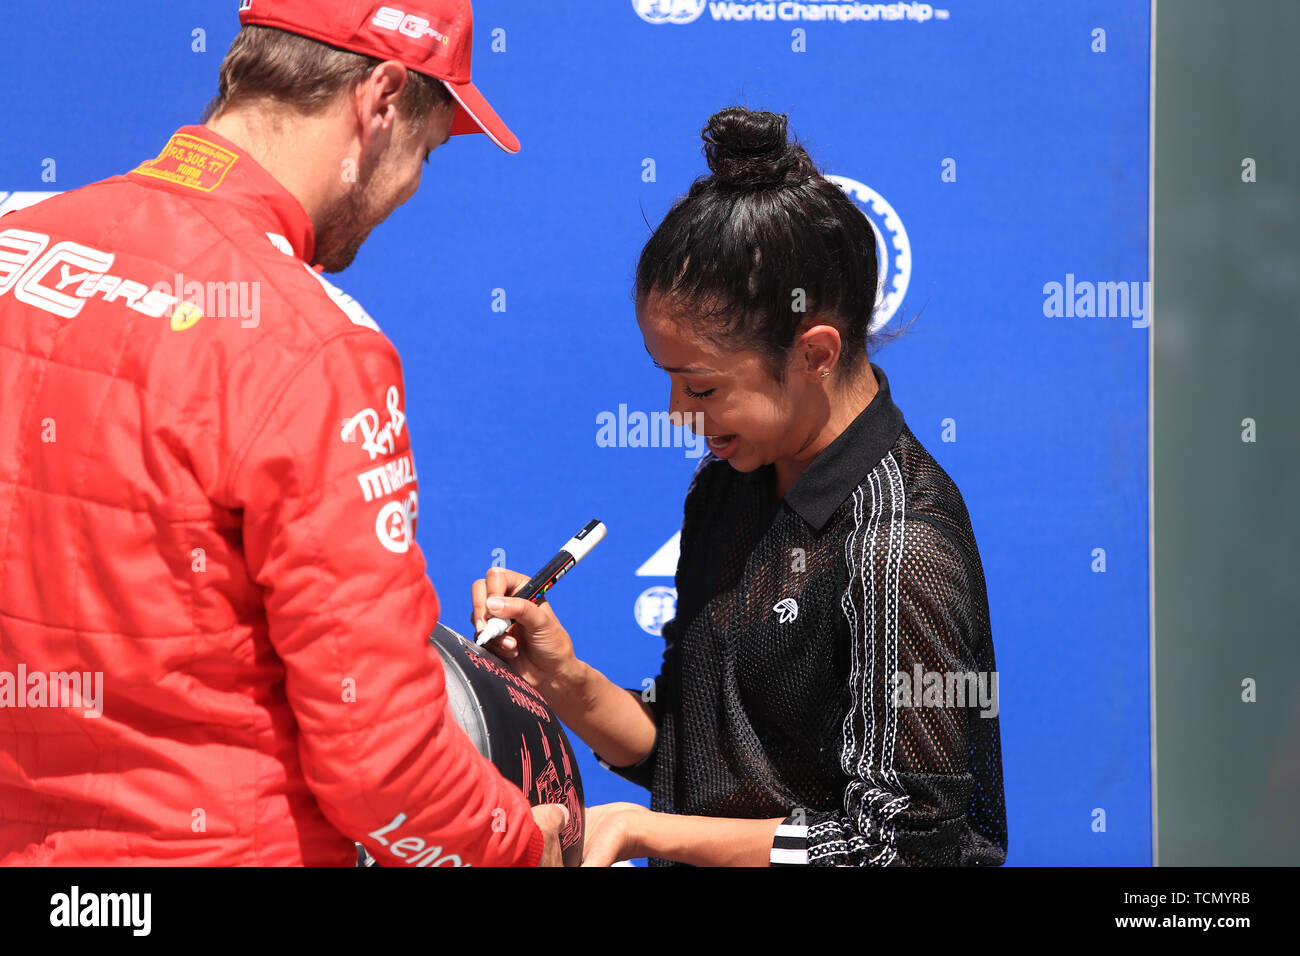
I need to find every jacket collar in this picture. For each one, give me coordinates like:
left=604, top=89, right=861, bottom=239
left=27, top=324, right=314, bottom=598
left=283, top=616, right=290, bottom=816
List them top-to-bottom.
left=126, top=125, right=316, bottom=264
left=781, top=362, right=906, bottom=532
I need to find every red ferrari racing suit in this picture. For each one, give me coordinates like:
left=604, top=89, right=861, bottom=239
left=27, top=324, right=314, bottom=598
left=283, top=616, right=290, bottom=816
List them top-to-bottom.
left=0, top=126, right=544, bottom=866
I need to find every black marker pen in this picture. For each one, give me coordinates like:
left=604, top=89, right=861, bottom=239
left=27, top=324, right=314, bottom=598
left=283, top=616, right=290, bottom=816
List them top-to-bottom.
left=475, top=519, right=606, bottom=646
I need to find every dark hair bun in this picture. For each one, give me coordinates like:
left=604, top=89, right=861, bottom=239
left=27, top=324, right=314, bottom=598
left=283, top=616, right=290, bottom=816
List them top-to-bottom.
left=702, top=107, right=813, bottom=188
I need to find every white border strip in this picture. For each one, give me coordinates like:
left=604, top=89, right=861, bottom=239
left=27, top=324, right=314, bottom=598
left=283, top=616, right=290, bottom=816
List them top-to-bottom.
left=1148, top=0, right=1159, bottom=869
left=441, top=81, right=512, bottom=153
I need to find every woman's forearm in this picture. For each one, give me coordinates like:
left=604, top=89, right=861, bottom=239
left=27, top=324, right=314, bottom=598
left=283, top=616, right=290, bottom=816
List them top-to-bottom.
left=536, top=659, right=658, bottom=769
left=636, top=812, right=787, bottom=867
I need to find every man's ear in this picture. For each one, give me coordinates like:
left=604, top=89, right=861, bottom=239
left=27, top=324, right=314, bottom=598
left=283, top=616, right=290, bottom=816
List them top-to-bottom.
left=356, top=60, right=409, bottom=145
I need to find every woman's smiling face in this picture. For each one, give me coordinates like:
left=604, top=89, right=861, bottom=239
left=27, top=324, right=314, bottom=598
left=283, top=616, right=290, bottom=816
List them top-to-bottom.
left=637, top=297, right=818, bottom=474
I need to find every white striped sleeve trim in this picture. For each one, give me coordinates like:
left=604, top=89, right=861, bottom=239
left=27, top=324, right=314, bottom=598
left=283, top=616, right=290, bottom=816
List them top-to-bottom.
left=812, top=453, right=910, bottom=867
left=770, top=823, right=809, bottom=866
left=770, top=847, right=809, bottom=866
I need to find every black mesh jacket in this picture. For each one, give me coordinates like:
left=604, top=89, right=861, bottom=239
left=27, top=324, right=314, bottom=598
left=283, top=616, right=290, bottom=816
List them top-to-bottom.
left=604, top=363, right=1007, bottom=866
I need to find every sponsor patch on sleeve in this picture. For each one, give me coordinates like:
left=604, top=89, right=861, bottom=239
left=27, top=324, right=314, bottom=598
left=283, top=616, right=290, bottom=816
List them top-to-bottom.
left=132, top=133, right=238, bottom=193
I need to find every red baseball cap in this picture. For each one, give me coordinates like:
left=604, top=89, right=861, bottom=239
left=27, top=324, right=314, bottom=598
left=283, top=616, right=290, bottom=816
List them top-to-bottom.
left=237, top=0, right=519, bottom=153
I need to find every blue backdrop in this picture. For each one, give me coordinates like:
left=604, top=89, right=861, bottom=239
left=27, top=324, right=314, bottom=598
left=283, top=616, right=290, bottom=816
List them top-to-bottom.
left=0, top=0, right=1152, bottom=865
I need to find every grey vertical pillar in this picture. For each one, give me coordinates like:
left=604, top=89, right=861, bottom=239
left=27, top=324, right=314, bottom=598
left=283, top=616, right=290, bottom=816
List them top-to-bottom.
left=1154, top=0, right=1300, bottom=865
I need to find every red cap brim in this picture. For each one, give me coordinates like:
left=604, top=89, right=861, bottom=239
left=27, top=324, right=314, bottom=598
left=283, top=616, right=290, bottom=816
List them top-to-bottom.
left=443, top=80, right=520, bottom=154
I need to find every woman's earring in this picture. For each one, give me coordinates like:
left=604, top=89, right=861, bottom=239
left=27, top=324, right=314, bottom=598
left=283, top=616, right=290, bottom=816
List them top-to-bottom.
left=820, top=369, right=831, bottom=379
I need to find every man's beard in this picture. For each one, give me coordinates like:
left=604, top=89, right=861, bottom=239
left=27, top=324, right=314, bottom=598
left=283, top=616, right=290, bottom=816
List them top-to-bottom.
left=313, top=142, right=403, bottom=274
left=314, top=182, right=377, bottom=275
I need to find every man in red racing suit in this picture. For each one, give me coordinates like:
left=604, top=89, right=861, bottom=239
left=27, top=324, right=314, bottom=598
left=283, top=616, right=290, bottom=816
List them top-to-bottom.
left=0, top=0, right=563, bottom=866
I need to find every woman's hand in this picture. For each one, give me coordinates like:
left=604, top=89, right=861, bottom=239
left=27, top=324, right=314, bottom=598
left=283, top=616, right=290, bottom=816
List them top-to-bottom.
left=470, top=566, right=580, bottom=690
left=580, top=802, right=652, bottom=867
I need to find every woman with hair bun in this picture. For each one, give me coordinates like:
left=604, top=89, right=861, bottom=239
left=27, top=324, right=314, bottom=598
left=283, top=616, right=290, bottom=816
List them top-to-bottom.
left=473, top=106, right=1008, bottom=867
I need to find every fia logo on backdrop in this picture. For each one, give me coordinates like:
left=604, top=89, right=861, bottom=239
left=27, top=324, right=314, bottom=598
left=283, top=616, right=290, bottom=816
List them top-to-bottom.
left=632, top=0, right=708, bottom=24
left=632, top=1, right=944, bottom=24
left=826, top=175, right=911, bottom=333
left=633, top=533, right=679, bottom=636
left=634, top=586, right=678, bottom=637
